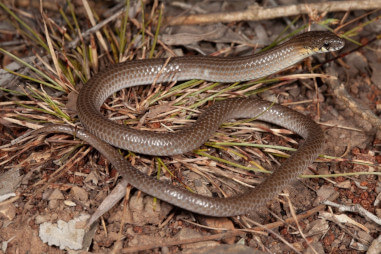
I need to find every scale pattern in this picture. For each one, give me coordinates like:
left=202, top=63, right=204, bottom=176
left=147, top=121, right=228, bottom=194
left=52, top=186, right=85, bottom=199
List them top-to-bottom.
left=72, top=31, right=344, bottom=216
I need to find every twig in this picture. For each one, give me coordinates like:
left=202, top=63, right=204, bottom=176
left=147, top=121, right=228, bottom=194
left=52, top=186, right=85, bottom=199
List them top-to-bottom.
left=166, top=0, right=381, bottom=26
left=267, top=0, right=295, bottom=29
left=68, top=6, right=125, bottom=49
left=250, top=192, right=340, bottom=231
left=286, top=195, right=318, bottom=254
left=323, top=200, right=381, bottom=226
left=244, top=216, right=302, bottom=254
left=121, top=231, right=245, bottom=253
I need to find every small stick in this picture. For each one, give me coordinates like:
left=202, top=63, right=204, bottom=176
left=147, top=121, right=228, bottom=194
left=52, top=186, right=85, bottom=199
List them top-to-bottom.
left=166, top=1, right=381, bottom=26
left=249, top=192, right=340, bottom=231
left=324, top=201, right=381, bottom=226
left=121, top=231, right=244, bottom=253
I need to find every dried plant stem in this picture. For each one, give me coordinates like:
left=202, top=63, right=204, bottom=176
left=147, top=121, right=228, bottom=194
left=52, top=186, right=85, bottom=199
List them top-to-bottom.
left=166, top=0, right=381, bottom=26
left=121, top=231, right=244, bottom=253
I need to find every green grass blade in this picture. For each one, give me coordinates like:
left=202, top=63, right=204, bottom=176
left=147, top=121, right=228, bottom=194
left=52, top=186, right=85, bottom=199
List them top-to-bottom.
left=119, top=0, right=130, bottom=58
left=0, top=2, right=48, bottom=50
left=149, top=4, right=163, bottom=59
left=0, top=48, right=64, bottom=91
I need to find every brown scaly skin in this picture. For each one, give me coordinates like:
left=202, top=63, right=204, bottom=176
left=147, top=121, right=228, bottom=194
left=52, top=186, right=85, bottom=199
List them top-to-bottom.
left=40, top=31, right=344, bottom=216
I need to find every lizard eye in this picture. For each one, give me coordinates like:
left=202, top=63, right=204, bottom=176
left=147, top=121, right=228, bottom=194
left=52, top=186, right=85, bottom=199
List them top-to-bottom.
left=322, top=41, right=331, bottom=50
